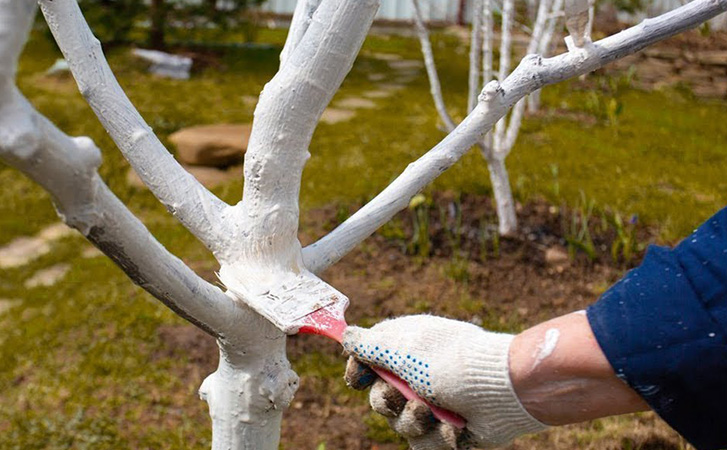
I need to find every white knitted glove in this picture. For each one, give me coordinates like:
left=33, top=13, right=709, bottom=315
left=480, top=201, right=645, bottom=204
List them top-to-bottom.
left=342, top=315, right=547, bottom=449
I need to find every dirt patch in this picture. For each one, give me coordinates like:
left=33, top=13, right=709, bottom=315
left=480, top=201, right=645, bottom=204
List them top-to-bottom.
left=156, top=193, right=684, bottom=449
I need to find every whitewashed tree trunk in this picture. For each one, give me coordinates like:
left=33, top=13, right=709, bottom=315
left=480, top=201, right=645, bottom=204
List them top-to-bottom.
left=4, top=0, right=727, bottom=447
left=411, top=0, right=456, bottom=132
left=413, top=0, right=554, bottom=235
left=468, top=0, right=484, bottom=113
left=529, top=0, right=566, bottom=113
left=485, top=156, right=517, bottom=235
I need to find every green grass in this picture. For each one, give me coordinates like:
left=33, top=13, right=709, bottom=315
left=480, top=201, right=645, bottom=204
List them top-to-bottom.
left=1, top=21, right=725, bottom=448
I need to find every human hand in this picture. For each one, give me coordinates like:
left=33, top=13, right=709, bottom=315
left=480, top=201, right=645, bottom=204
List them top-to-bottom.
left=342, top=315, right=546, bottom=449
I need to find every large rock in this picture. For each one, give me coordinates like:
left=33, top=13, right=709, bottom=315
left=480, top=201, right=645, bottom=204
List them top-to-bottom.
left=132, top=48, right=193, bottom=80
left=169, top=124, right=251, bottom=167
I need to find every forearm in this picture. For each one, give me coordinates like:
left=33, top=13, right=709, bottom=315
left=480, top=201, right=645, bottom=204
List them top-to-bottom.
left=509, top=312, right=649, bottom=426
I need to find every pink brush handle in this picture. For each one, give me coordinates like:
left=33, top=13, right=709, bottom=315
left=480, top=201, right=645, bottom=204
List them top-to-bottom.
left=298, top=309, right=466, bottom=429
left=372, top=367, right=466, bottom=429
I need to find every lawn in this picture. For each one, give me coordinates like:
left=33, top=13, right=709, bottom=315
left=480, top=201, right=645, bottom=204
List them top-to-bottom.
left=1, top=17, right=724, bottom=449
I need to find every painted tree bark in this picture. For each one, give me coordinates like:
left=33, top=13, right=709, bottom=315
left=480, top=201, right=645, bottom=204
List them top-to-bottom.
left=2, top=0, right=726, bottom=448
left=412, top=0, right=556, bottom=235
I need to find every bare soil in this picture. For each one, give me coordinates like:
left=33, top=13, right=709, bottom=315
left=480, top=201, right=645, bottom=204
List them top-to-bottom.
left=157, top=193, right=687, bottom=449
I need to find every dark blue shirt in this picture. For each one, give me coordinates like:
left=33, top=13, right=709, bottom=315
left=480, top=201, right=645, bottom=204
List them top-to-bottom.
left=588, top=207, right=727, bottom=450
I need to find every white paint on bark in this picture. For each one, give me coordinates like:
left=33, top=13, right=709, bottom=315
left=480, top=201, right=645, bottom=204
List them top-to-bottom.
left=4, top=0, right=726, bottom=448
left=39, top=0, right=231, bottom=258
left=280, top=0, right=322, bottom=67
left=410, top=0, right=456, bottom=132
left=468, top=0, right=484, bottom=113
left=482, top=0, right=494, bottom=87
left=530, top=0, right=566, bottom=112
left=565, top=0, right=592, bottom=47
left=8, top=2, right=296, bottom=448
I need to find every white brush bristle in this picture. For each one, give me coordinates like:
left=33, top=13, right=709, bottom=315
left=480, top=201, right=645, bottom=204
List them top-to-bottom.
left=219, top=269, right=349, bottom=334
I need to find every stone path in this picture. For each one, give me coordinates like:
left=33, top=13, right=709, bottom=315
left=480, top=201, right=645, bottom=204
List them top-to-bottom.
left=319, top=53, right=423, bottom=125
left=0, top=223, right=75, bottom=269
left=0, top=223, right=80, bottom=292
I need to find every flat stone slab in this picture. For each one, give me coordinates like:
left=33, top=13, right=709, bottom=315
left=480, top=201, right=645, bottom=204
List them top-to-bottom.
left=367, top=52, right=403, bottom=61
left=388, top=59, right=424, bottom=70
left=379, top=83, right=406, bottom=92
left=363, top=90, right=393, bottom=99
left=335, top=97, right=377, bottom=109
left=320, top=108, right=356, bottom=124
left=169, top=123, right=251, bottom=168
left=0, top=223, right=75, bottom=269
left=38, top=223, right=75, bottom=241
left=0, top=238, right=52, bottom=269
left=81, top=246, right=104, bottom=259
left=25, top=263, right=71, bottom=289
left=0, top=299, right=21, bottom=316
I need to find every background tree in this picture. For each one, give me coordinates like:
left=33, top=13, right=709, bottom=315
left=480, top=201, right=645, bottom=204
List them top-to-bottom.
left=411, top=0, right=568, bottom=235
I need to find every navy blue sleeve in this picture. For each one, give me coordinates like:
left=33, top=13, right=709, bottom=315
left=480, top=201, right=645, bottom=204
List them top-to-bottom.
left=587, top=207, right=727, bottom=450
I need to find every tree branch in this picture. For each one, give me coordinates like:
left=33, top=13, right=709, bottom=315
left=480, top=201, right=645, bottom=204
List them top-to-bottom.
left=38, top=0, right=232, bottom=257
left=225, top=0, right=379, bottom=272
left=280, top=0, right=323, bottom=67
left=303, top=0, right=727, bottom=273
left=410, top=0, right=457, bottom=132
left=468, top=0, right=484, bottom=113
left=483, top=0, right=494, bottom=85
left=494, top=0, right=515, bottom=145
left=501, top=0, right=553, bottom=155
left=530, top=0, right=565, bottom=113
left=0, top=88, right=242, bottom=339
left=1, top=95, right=298, bottom=446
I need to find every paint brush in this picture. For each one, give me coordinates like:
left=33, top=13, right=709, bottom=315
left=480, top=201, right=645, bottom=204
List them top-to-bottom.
left=222, top=270, right=466, bottom=429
